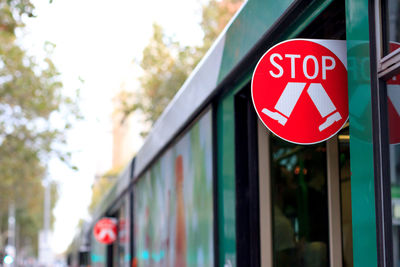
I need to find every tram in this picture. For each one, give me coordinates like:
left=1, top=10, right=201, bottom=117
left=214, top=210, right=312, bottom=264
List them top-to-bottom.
left=67, top=0, right=400, bottom=266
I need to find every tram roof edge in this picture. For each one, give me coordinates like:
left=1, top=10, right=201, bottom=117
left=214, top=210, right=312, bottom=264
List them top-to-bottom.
left=132, top=0, right=300, bottom=178
left=132, top=1, right=256, bottom=178
left=133, top=24, right=229, bottom=178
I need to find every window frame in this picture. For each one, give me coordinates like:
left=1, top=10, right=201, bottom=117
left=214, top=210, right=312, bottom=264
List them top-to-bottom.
left=371, top=0, right=400, bottom=266
left=377, top=0, right=400, bottom=79
left=257, top=126, right=346, bottom=267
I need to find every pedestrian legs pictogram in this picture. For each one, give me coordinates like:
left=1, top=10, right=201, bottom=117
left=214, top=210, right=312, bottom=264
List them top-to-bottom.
left=262, top=82, right=342, bottom=131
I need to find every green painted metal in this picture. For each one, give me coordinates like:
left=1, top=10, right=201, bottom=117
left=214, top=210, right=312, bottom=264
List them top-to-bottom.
left=215, top=0, right=374, bottom=266
left=217, top=0, right=334, bottom=84
left=218, top=0, right=294, bottom=83
left=218, top=0, right=335, bottom=87
left=282, top=0, right=334, bottom=39
left=345, top=0, right=378, bottom=266
left=215, top=2, right=338, bottom=264
left=216, top=73, right=250, bottom=267
left=217, top=91, right=237, bottom=267
left=392, top=186, right=400, bottom=199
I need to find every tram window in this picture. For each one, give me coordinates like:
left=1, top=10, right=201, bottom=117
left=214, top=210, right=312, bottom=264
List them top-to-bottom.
left=297, top=0, right=346, bottom=40
left=376, top=0, right=400, bottom=265
left=386, top=0, right=400, bottom=55
left=377, top=1, right=400, bottom=265
left=386, top=71, right=400, bottom=266
left=338, top=126, right=353, bottom=267
left=270, top=135, right=329, bottom=267
left=118, top=197, right=131, bottom=267
left=112, top=216, right=119, bottom=267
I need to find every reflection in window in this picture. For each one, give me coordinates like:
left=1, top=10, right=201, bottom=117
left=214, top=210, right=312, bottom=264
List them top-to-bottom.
left=387, top=0, right=400, bottom=54
left=387, top=72, right=400, bottom=267
left=338, top=127, right=353, bottom=267
left=270, top=135, right=329, bottom=267
left=118, top=196, right=131, bottom=267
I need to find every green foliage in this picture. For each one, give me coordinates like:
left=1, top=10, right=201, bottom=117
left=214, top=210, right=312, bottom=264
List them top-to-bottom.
left=0, top=0, right=79, bottom=257
left=118, top=0, right=242, bottom=136
left=200, top=0, right=243, bottom=51
left=118, top=24, right=200, bottom=134
left=88, top=166, right=122, bottom=215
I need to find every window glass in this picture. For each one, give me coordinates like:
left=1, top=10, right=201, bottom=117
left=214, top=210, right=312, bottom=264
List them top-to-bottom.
left=386, top=0, right=400, bottom=55
left=387, top=70, right=400, bottom=266
left=134, top=110, right=214, bottom=267
left=338, top=127, right=353, bottom=267
left=270, top=135, right=329, bottom=267
left=118, top=196, right=131, bottom=267
left=91, top=234, right=107, bottom=267
left=113, top=234, right=119, bottom=267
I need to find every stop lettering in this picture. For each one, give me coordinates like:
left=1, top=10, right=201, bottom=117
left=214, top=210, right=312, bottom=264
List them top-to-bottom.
left=251, top=39, right=348, bottom=144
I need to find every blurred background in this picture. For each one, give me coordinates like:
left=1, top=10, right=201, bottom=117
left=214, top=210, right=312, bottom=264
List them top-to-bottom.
left=0, top=0, right=241, bottom=265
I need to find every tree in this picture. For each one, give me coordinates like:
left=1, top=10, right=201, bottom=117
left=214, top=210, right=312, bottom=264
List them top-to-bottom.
left=0, top=0, right=79, bottom=257
left=117, top=0, right=243, bottom=135
left=200, top=0, right=243, bottom=53
left=118, top=24, right=199, bottom=134
left=88, top=167, right=122, bottom=215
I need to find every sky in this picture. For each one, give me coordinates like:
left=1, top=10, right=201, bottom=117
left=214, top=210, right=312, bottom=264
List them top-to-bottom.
left=22, top=0, right=205, bottom=254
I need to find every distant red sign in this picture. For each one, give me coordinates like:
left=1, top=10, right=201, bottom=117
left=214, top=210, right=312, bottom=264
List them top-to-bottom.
left=252, top=39, right=348, bottom=144
left=93, top=218, right=117, bottom=244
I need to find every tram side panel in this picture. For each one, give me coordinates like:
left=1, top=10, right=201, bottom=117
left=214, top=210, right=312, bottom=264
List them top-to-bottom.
left=133, top=110, right=214, bottom=267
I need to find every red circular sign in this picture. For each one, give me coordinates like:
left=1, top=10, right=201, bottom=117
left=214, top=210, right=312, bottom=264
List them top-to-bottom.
left=252, top=39, right=348, bottom=144
left=93, top=218, right=117, bottom=244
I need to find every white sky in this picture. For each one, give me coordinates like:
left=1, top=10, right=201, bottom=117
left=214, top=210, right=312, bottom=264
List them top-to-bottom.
left=22, top=0, right=204, bottom=254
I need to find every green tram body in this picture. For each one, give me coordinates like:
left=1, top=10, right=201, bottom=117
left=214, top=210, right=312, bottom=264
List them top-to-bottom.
left=67, top=0, right=400, bottom=266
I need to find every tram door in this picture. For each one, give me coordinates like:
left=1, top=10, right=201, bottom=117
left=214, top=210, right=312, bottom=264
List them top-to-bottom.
left=233, top=72, right=352, bottom=266
left=258, top=122, right=353, bottom=267
left=108, top=196, right=131, bottom=267
left=106, top=213, right=119, bottom=267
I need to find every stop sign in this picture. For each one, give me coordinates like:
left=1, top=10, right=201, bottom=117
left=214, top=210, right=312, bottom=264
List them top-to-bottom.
left=252, top=39, right=348, bottom=144
left=93, top=218, right=117, bottom=244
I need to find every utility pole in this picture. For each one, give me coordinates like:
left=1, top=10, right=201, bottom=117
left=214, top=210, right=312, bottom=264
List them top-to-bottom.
left=38, top=180, right=53, bottom=266
left=44, top=180, right=50, bottom=234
